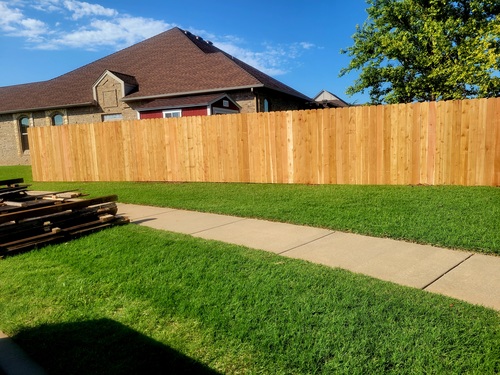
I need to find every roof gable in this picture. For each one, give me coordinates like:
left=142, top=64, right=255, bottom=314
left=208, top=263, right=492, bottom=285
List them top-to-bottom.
left=0, top=27, right=310, bottom=114
left=92, top=70, right=138, bottom=101
left=314, top=90, right=350, bottom=107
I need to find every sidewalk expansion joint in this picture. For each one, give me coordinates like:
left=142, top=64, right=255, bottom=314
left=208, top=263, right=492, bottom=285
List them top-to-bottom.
left=130, top=209, right=180, bottom=222
left=189, top=218, right=249, bottom=235
left=277, top=232, right=336, bottom=255
left=421, top=253, right=475, bottom=290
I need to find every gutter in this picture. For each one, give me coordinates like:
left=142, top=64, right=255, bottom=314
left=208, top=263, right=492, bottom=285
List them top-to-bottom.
left=0, top=101, right=96, bottom=115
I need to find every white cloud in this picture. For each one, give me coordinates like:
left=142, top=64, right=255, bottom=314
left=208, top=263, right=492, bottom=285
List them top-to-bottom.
left=32, top=0, right=63, bottom=13
left=63, top=0, right=117, bottom=20
left=0, top=1, right=316, bottom=77
left=0, top=1, right=49, bottom=40
left=0, top=2, right=23, bottom=28
left=40, top=17, right=172, bottom=50
left=17, top=18, right=49, bottom=40
left=188, top=28, right=315, bottom=76
left=213, top=39, right=317, bottom=76
left=214, top=41, right=288, bottom=75
left=299, top=42, right=315, bottom=50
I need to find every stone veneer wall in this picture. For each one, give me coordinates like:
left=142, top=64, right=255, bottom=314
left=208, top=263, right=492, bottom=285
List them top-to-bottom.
left=229, top=90, right=257, bottom=113
left=0, top=114, right=30, bottom=165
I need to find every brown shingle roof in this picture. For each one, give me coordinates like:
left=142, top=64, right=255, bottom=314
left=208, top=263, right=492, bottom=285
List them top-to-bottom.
left=0, top=27, right=310, bottom=114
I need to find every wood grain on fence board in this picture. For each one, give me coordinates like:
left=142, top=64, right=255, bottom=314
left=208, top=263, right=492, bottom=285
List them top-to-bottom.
left=29, top=98, right=499, bottom=186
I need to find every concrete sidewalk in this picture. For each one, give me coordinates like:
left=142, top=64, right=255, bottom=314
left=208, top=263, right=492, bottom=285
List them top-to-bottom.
left=118, top=203, right=500, bottom=311
left=0, top=332, right=46, bottom=375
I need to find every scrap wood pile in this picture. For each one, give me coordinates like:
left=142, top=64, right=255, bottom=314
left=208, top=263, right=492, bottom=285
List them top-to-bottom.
left=0, top=178, right=129, bottom=257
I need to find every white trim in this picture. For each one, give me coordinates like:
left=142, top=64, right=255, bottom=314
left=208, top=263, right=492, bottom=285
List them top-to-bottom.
left=162, top=109, right=182, bottom=118
left=102, top=113, right=123, bottom=122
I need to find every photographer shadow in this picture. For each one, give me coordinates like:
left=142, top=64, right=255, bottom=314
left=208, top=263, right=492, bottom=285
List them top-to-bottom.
left=12, top=318, right=221, bottom=375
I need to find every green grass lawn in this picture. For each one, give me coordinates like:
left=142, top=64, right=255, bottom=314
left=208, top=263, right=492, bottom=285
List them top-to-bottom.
left=1, top=165, right=499, bottom=254
left=0, top=225, right=499, bottom=374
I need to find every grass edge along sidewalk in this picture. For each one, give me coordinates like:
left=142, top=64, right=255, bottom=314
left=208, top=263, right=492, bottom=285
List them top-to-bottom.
left=1, top=166, right=498, bottom=255
left=0, top=225, right=499, bottom=374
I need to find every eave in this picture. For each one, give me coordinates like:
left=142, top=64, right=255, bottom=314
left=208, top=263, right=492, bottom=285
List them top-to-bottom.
left=122, top=85, right=264, bottom=102
left=0, top=101, right=97, bottom=115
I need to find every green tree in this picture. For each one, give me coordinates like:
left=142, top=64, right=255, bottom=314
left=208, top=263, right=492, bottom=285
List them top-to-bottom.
left=340, top=0, right=500, bottom=104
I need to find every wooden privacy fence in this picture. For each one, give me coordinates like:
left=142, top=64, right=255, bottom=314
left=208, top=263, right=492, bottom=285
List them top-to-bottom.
left=30, top=97, right=499, bottom=186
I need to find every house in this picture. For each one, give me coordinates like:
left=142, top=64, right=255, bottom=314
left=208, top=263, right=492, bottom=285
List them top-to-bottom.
left=0, top=27, right=313, bottom=165
left=313, top=90, right=350, bottom=108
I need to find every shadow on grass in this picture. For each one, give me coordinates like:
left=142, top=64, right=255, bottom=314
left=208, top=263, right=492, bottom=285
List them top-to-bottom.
left=12, top=318, right=220, bottom=375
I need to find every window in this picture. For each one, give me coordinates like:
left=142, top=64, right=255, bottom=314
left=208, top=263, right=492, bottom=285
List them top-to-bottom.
left=263, top=98, right=270, bottom=112
left=163, top=110, right=182, bottom=118
left=52, top=113, right=64, bottom=126
left=102, top=113, right=123, bottom=122
left=18, top=116, right=30, bottom=152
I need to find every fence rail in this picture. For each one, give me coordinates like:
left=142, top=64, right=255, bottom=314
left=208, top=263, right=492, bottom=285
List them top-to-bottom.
left=30, top=97, right=500, bottom=186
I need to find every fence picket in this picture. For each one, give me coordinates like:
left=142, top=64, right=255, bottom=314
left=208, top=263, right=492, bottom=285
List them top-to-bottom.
left=29, top=98, right=500, bottom=186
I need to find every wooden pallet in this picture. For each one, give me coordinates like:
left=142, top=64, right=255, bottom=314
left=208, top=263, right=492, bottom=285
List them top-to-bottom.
left=0, top=178, right=129, bottom=257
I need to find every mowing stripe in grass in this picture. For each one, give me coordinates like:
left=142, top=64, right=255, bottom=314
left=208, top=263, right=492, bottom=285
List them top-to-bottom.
left=0, top=225, right=499, bottom=374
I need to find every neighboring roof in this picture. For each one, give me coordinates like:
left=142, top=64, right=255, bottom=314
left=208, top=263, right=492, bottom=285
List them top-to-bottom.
left=0, top=27, right=311, bottom=114
left=313, top=90, right=350, bottom=108
left=137, top=93, right=240, bottom=111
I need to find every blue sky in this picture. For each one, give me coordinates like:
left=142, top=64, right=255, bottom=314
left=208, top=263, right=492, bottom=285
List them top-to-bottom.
left=0, top=0, right=371, bottom=104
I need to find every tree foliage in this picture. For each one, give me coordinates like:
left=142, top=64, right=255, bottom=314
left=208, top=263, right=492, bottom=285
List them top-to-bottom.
left=340, top=0, right=500, bottom=104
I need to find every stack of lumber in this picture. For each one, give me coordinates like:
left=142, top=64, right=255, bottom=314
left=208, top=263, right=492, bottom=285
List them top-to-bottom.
left=0, top=178, right=129, bottom=257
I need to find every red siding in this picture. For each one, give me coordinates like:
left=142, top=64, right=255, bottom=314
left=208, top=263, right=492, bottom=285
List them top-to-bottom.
left=139, top=107, right=207, bottom=119
left=183, top=107, right=207, bottom=116
left=140, top=110, right=163, bottom=119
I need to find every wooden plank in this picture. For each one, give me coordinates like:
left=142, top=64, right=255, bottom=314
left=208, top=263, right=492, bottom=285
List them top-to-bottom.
left=475, top=98, right=488, bottom=185
left=493, top=98, right=500, bottom=186
left=467, top=99, right=479, bottom=185
left=435, top=100, right=446, bottom=185
left=449, top=100, right=462, bottom=185
left=426, top=101, right=437, bottom=185
left=400, top=103, right=410, bottom=184
left=409, top=103, right=420, bottom=184
left=374, top=105, right=384, bottom=185
left=356, top=106, right=365, bottom=184
left=335, top=107, right=347, bottom=184
left=347, top=107, right=357, bottom=184
left=325, top=108, right=337, bottom=184
left=286, top=111, right=294, bottom=183
left=0, top=178, right=24, bottom=186
left=0, top=195, right=118, bottom=225
left=0, top=203, right=118, bottom=242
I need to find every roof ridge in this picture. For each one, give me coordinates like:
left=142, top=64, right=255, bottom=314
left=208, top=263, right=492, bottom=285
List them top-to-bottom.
left=179, top=28, right=310, bottom=101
